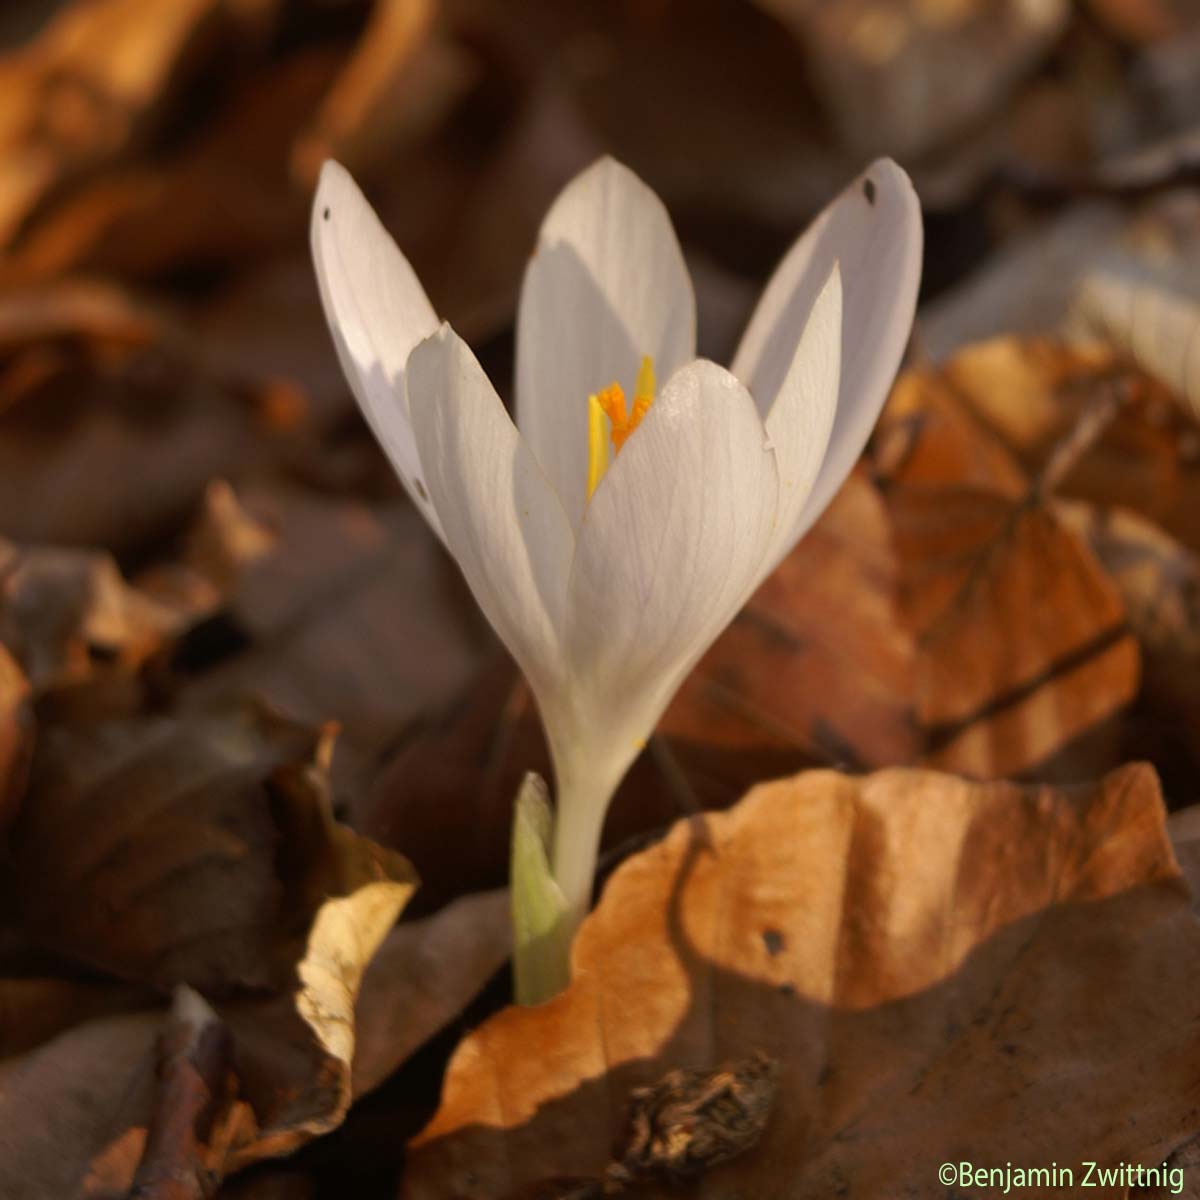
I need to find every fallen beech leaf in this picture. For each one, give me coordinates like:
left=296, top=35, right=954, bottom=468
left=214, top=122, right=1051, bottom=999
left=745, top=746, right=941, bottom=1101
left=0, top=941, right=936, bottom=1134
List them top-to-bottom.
left=0, top=0, right=266, bottom=246
left=291, top=0, right=470, bottom=185
left=754, top=0, right=1067, bottom=160
left=1072, top=267, right=1200, bottom=422
left=936, top=336, right=1200, bottom=555
left=875, top=360, right=1140, bottom=777
left=173, top=483, right=486, bottom=796
left=1058, top=499, right=1200, bottom=794
left=0, top=539, right=194, bottom=696
left=0, top=642, right=32, bottom=833
left=9, top=709, right=412, bottom=995
left=0, top=718, right=417, bottom=1198
left=405, top=763, right=1199, bottom=1198
left=351, top=888, right=511, bottom=1097
left=125, top=987, right=249, bottom=1200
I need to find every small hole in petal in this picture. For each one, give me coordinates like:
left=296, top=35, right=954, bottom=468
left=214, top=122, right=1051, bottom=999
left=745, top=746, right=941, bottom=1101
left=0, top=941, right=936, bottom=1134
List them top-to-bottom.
left=862, top=178, right=876, bottom=205
left=323, top=206, right=330, bottom=220
left=414, top=478, right=429, bottom=502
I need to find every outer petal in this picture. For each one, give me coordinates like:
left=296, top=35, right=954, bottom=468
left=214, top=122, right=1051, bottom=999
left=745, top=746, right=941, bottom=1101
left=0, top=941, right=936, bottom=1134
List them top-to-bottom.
left=516, top=157, right=696, bottom=531
left=732, top=158, right=922, bottom=540
left=311, top=159, right=443, bottom=538
left=761, top=263, right=842, bottom=574
left=407, top=325, right=573, bottom=701
left=560, top=361, right=777, bottom=772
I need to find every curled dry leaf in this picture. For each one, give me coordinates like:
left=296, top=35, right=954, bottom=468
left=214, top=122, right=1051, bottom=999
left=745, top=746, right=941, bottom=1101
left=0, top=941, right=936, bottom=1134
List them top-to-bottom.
left=0, top=0, right=267, bottom=246
left=291, top=0, right=470, bottom=185
left=754, top=0, right=1067, bottom=161
left=936, top=335, right=1200, bottom=555
left=875, top=359, right=1140, bottom=778
left=173, top=482, right=487, bottom=796
left=1058, top=499, right=1200, bottom=793
left=0, top=538, right=195, bottom=697
left=0, top=641, right=33, bottom=833
left=9, top=708, right=410, bottom=995
left=0, top=715, right=419, bottom=1199
left=405, top=763, right=1199, bottom=1198
left=351, top=888, right=512, bottom=1098
left=124, top=986, right=248, bottom=1200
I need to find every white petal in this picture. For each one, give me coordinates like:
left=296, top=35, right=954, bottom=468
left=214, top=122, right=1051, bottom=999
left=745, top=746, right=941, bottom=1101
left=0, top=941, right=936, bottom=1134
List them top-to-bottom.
left=516, top=157, right=696, bottom=531
left=733, top=158, right=922, bottom=540
left=311, top=159, right=444, bottom=537
left=761, top=263, right=842, bottom=573
left=407, top=325, right=573, bottom=701
left=560, top=361, right=777, bottom=772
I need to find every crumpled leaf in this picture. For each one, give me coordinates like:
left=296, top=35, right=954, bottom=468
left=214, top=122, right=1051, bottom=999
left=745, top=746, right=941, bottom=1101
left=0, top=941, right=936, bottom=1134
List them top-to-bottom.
left=0, top=0, right=274, bottom=247
left=291, top=0, right=470, bottom=185
left=754, top=0, right=1068, bottom=160
left=933, top=335, right=1200, bottom=555
left=875, top=358, right=1140, bottom=777
left=171, top=482, right=487, bottom=796
left=1059, top=499, right=1200, bottom=794
left=0, top=538, right=196, bottom=697
left=0, top=641, right=33, bottom=833
left=9, top=708, right=412, bottom=995
left=0, top=715, right=418, bottom=1198
left=404, top=762, right=1199, bottom=1198
left=351, top=887, right=511, bottom=1098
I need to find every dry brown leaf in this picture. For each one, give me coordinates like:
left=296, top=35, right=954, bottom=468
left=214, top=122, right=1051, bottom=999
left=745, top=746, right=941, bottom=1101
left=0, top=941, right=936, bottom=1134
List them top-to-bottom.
left=0, top=0, right=270, bottom=246
left=291, top=0, right=470, bottom=186
left=754, top=0, right=1067, bottom=161
left=937, top=336, right=1200, bottom=554
left=875, top=360, right=1140, bottom=778
left=172, top=483, right=487, bottom=796
left=1059, top=499, right=1200, bottom=794
left=0, top=538, right=195, bottom=698
left=0, top=642, right=33, bottom=833
left=9, top=708, right=404, bottom=994
left=0, top=716, right=417, bottom=1198
left=405, top=763, right=1200, bottom=1198
left=352, top=888, right=511, bottom=1097
left=124, top=986, right=250, bottom=1200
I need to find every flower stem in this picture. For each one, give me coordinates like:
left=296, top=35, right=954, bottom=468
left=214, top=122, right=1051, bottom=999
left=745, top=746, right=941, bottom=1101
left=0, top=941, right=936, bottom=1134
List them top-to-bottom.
left=551, top=765, right=617, bottom=950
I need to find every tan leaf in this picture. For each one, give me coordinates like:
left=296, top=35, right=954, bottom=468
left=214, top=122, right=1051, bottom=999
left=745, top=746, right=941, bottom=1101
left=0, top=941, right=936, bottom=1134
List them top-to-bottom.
left=291, top=0, right=470, bottom=185
left=753, top=0, right=1067, bottom=161
left=938, top=335, right=1200, bottom=556
left=875, top=360, right=1140, bottom=777
left=172, top=482, right=487, bottom=797
left=1059, top=499, right=1200, bottom=790
left=0, top=538, right=196, bottom=697
left=0, top=641, right=32, bottom=833
left=9, top=709, right=406, bottom=994
left=0, top=717, right=418, bottom=1198
left=405, top=763, right=1199, bottom=1198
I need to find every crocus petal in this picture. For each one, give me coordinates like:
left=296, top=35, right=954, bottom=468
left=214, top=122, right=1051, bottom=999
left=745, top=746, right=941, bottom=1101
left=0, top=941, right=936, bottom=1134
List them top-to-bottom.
left=516, top=157, right=696, bottom=530
left=732, top=158, right=922, bottom=540
left=311, top=160, right=443, bottom=538
left=760, top=262, right=842, bottom=574
left=407, top=325, right=573, bottom=701
left=560, top=361, right=777, bottom=773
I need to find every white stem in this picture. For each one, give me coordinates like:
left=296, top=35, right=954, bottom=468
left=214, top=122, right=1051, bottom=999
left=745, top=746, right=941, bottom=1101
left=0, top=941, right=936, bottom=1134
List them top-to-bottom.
left=551, top=760, right=619, bottom=940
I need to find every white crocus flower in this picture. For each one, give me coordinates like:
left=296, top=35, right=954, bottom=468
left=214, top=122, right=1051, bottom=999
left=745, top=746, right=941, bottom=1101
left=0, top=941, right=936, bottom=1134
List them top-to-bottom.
left=311, top=156, right=922, bottom=934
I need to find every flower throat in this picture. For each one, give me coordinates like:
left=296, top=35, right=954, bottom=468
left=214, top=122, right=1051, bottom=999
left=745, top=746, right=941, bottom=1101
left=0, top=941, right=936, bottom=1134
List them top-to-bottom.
left=586, top=355, right=655, bottom=498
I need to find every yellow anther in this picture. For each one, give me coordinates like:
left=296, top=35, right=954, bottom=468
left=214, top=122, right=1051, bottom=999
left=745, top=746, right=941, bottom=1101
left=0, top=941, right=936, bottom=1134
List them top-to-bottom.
left=634, top=355, right=655, bottom=405
left=585, top=356, right=657, bottom=497
left=587, top=392, right=609, bottom=500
